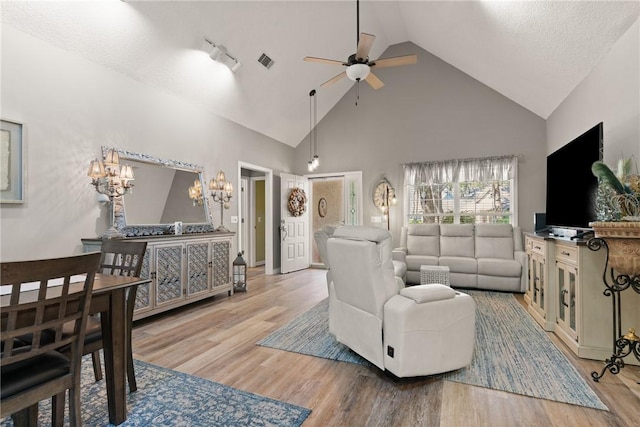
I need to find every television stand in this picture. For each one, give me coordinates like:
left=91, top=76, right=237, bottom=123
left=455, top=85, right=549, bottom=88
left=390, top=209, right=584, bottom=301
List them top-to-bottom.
left=570, top=229, right=594, bottom=240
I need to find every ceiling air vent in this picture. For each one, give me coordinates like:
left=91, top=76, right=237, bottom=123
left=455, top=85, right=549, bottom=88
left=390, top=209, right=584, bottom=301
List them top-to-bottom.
left=258, top=53, right=274, bottom=69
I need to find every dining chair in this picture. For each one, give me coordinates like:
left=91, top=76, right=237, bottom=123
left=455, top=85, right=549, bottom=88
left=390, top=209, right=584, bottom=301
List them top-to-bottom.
left=87, top=239, right=148, bottom=392
left=45, top=241, right=147, bottom=426
left=1, top=252, right=102, bottom=427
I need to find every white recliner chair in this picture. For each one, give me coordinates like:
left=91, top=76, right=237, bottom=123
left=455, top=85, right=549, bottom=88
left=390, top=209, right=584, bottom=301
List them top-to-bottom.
left=327, top=225, right=476, bottom=378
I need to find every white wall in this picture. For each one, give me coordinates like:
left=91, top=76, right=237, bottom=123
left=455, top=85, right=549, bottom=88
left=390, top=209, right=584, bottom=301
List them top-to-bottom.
left=547, top=18, right=640, bottom=162
left=0, top=25, right=294, bottom=261
left=294, top=42, right=547, bottom=243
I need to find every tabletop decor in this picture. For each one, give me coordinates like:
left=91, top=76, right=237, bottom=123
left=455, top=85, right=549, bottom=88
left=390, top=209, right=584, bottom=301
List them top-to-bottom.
left=88, top=147, right=135, bottom=238
left=588, top=157, right=640, bottom=381
left=209, top=170, right=233, bottom=232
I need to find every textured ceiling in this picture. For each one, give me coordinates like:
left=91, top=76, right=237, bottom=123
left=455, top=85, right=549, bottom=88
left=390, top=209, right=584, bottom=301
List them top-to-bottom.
left=3, top=1, right=639, bottom=147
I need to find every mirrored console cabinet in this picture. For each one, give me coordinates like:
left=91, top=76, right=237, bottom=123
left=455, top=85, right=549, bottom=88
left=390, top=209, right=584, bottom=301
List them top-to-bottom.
left=83, top=232, right=234, bottom=320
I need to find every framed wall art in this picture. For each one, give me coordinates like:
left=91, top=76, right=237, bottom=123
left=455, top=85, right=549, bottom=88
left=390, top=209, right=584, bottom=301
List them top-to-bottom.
left=1, top=119, right=24, bottom=203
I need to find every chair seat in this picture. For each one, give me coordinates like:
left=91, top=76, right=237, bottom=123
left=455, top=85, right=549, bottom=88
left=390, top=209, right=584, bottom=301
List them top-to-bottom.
left=35, top=317, right=103, bottom=353
left=1, top=349, right=70, bottom=399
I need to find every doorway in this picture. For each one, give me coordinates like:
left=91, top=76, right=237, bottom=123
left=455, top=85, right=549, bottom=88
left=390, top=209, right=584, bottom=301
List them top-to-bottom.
left=238, top=162, right=274, bottom=275
left=307, top=171, right=363, bottom=267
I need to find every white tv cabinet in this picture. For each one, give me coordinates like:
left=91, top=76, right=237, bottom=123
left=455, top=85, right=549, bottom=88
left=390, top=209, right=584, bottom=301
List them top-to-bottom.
left=525, top=233, right=639, bottom=364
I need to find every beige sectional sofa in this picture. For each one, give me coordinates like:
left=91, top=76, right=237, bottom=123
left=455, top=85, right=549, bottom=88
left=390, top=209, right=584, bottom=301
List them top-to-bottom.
left=393, top=223, right=527, bottom=292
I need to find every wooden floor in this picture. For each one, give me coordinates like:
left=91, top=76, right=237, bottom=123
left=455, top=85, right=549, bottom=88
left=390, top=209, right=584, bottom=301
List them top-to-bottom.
left=133, top=267, right=639, bottom=427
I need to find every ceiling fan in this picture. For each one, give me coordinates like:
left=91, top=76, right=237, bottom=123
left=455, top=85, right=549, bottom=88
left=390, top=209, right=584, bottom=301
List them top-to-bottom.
left=304, top=0, right=417, bottom=90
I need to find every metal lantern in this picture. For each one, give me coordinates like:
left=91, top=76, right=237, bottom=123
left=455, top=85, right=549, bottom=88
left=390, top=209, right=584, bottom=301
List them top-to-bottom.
left=233, top=251, right=247, bottom=292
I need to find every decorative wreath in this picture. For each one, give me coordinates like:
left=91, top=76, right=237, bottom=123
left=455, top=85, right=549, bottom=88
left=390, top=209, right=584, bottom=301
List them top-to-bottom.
left=288, top=187, right=307, bottom=217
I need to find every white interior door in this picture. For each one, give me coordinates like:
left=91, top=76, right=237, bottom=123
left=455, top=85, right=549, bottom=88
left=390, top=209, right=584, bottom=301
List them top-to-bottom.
left=280, top=173, right=309, bottom=274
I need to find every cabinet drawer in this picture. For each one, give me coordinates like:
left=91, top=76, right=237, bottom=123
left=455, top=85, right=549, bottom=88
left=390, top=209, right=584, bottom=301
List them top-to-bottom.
left=529, top=239, right=546, bottom=256
left=555, top=244, right=578, bottom=264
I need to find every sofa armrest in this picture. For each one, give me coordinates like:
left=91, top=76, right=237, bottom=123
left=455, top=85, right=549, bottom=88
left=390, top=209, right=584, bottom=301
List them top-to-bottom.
left=513, top=227, right=524, bottom=252
left=392, top=247, right=407, bottom=263
left=514, top=250, right=528, bottom=293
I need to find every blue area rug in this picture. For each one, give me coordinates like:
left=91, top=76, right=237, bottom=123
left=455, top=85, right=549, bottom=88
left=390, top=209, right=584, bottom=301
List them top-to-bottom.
left=257, top=291, right=608, bottom=410
left=1, top=358, right=310, bottom=426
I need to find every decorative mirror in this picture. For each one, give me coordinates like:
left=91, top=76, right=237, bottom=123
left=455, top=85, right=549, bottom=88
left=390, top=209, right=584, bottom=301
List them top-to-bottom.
left=106, top=147, right=214, bottom=236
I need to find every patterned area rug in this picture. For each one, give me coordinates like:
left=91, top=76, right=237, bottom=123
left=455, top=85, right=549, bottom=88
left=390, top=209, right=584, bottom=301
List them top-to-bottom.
left=257, top=291, right=608, bottom=410
left=1, top=358, right=310, bottom=426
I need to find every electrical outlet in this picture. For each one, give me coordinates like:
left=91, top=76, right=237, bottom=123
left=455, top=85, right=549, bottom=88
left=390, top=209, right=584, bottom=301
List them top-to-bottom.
left=230, top=216, right=238, bottom=224
left=371, top=216, right=382, bottom=223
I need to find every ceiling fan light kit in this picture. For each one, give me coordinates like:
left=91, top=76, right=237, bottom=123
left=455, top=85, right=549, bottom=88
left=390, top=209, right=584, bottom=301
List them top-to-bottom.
left=304, top=0, right=417, bottom=95
left=346, top=63, right=370, bottom=81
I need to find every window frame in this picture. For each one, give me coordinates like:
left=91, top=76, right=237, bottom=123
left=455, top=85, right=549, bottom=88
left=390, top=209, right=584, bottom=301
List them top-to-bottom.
left=403, top=156, right=519, bottom=227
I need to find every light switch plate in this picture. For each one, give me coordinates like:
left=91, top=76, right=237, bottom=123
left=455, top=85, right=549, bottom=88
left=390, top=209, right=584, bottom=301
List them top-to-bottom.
left=230, top=216, right=239, bottom=224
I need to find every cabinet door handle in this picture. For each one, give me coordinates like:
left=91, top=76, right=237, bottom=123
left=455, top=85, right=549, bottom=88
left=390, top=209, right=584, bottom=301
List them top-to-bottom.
left=534, top=245, right=541, bottom=250
left=561, top=251, right=570, bottom=256
left=561, top=289, right=569, bottom=307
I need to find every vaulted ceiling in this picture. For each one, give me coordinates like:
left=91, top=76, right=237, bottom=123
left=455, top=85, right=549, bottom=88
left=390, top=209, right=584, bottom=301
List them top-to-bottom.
left=3, top=1, right=639, bottom=147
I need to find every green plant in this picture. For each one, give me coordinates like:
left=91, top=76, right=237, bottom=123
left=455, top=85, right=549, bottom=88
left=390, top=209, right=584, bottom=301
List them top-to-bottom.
left=592, top=158, right=640, bottom=221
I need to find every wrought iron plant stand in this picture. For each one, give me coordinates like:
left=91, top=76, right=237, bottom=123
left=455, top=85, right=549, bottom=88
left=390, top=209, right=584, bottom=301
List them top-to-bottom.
left=587, top=237, right=640, bottom=382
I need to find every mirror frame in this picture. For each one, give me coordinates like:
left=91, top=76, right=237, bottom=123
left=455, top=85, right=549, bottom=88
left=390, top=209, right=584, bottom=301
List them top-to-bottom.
left=105, top=146, right=215, bottom=237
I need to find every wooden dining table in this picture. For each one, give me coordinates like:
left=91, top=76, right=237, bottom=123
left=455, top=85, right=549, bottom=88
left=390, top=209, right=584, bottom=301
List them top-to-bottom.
left=1, top=273, right=150, bottom=426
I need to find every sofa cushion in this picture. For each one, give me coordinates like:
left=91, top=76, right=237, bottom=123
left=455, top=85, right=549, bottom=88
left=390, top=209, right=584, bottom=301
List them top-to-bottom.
left=406, top=224, right=440, bottom=257
left=440, top=224, right=475, bottom=257
left=475, top=224, right=515, bottom=259
left=406, top=255, right=439, bottom=271
left=439, top=256, right=477, bottom=274
left=477, top=258, right=522, bottom=277
left=477, top=275, right=522, bottom=292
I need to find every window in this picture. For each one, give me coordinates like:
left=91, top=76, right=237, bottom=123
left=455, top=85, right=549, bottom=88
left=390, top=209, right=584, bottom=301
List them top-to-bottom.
left=404, top=156, right=518, bottom=225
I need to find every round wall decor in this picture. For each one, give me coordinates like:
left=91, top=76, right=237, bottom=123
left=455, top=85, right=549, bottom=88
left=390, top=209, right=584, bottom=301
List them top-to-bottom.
left=373, top=178, right=395, bottom=212
left=288, top=187, right=307, bottom=217
left=318, top=197, right=328, bottom=218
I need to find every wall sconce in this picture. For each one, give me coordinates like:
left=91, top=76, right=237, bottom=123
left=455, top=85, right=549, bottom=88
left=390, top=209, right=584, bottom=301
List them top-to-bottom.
left=203, top=38, right=242, bottom=72
left=87, top=148, right=134, bottom=238
left=209, top=170, right=233, bottom=232
left=188, top=179, right=204, bottom=206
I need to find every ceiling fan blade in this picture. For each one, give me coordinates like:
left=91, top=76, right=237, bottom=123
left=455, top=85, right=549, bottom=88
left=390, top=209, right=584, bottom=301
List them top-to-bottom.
left=356, top=32, right=375, bottom=61
left=371, top=54, right=417, bottom=69
left=304, top=56, right=345, bottom=66
left=320, top=71, right=347, bottom=87
left=365, top=72, right=384, bottom=90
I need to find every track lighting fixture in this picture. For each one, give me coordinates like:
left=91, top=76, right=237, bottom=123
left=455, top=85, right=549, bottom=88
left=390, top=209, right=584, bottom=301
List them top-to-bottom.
left=203, top=38, right=241, bottom=72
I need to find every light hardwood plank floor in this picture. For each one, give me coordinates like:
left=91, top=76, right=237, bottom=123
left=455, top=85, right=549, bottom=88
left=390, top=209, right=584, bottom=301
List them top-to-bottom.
left=133, top=267, right=639, bottom=427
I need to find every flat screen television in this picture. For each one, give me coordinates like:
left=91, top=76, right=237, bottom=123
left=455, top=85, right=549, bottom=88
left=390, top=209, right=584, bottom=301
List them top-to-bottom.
left=545, top=122, right=603, bottom=229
